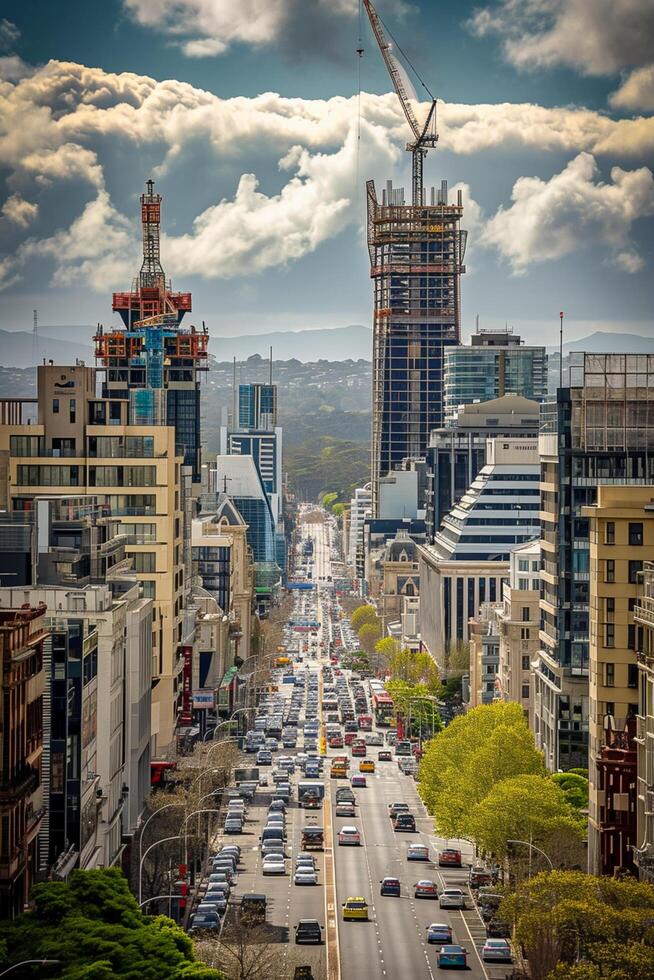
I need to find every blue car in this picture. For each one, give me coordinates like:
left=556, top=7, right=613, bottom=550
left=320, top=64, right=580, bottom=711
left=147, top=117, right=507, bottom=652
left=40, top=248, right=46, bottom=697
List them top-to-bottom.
left=380, top=876, right=401, bottom=897
left=427, top=923, right=453, bottom=944
left=436, top=945, right=468, bottom=969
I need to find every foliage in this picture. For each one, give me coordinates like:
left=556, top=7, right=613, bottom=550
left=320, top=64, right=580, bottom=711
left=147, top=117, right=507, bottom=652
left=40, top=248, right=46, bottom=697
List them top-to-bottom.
left=285, top=437, right=370, bottom=503
left=321, top=492, right=338, bottom=508
left=331, top=502, right=346, bottom=517
left=350, top=605, right=379, bottom=631
left=357, top=621, right=381, bottom=655
left=373, top=636, right=400, bottom=668
left=445, top=641, right=470, bottom=674
left=388, top=649, right=442, bottom=693
left=386, top=679, right=443, bottom=736
left=418, top=702, right=545, bottom=839
left=551, top=772, right=589, bottom=811
left=468, top=774, right=585, bottom=861
left=0, top=869, right=224, bottom=979
left=501, top=870, right=654, bottom=980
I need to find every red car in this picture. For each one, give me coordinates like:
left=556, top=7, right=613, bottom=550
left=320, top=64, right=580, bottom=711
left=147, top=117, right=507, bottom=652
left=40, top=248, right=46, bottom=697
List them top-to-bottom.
left=344, top=732, right=357, bottom=746
left=329, top=735, right=344, bottom=748
left=378, top=750, right=392, bottom=761
left=439, top=848, right=462, bottom=868
left=414, top=880, right=438, bottom=899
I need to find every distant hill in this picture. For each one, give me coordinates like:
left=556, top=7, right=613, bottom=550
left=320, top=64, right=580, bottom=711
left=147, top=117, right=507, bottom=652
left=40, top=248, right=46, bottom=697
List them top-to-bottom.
left=210, top=324, right=372, bottom=362
left=0, top=329, right=93, bottom=367
left=556, top=331, right=654, bottom=354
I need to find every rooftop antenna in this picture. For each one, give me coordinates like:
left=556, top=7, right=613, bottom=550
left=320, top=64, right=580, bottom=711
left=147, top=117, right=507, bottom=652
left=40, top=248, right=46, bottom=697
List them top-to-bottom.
left=32, top=309, right=38, bottom=365
left=559, top=312, right=565, bottom=389
left=269, top=346, right=273, bottom=385
left=232, top=356, right=237, bottom=428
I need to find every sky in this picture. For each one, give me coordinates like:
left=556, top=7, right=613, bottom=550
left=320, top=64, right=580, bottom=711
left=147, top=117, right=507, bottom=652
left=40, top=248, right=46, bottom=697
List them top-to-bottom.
left=0, top=0, right=653, bottom=350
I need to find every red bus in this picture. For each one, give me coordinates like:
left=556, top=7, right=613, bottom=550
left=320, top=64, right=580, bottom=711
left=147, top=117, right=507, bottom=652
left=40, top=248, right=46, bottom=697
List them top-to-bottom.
left=372, top=692, right=394, bottom=727
left=357, top=714, right=373, bottom=731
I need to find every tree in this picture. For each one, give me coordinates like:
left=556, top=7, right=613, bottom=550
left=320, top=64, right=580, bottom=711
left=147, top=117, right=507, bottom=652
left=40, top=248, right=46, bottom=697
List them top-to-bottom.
left=320, top=491, right=338, bottom=508
left=350, top=605, right=379, bottom=631
left=357, top=621, right=381, bottom=656
left=374, top=636, right=401, bottom=672
left=445, top=640, right=470, bottom=674
left=388, top=649, right=442, bottom=693
left=386, top=679, right=442, bottom=738
left=418, top=702, right=545, bottom=839
left=551, top=772, right=589, bottom=811
left=467, top=774, right=585, bottom=863
left=0, top=868, right=224, bottom=979
left=500, top=870, right=654, bottom=980
left=207, top=921, right=280, bottom=980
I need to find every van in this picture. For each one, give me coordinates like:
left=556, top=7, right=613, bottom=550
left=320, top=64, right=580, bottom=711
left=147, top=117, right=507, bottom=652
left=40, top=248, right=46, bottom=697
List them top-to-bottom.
left=261, top=827, right=284, bottom=844
left=240, top=893, right=266, bottom=925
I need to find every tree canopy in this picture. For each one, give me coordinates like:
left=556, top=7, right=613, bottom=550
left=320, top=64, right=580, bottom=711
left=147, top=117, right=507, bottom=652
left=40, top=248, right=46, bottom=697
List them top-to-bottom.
left=350, top=605, right=379, bottom=631
left=357, top=621, right=381, bottom=655
left=388, top=649, right=442, bottom=693
left=386, top=679, right=443, bottom=737
left=551, top=771, right=590, bottom=811
left=0, top=868, right=223, bottom=980
left=500, top=870, right=654, bottom=980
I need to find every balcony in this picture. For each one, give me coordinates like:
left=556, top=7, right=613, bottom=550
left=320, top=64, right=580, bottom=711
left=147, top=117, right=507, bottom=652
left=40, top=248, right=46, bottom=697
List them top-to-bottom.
left=0, top=764, right=38, bottom=803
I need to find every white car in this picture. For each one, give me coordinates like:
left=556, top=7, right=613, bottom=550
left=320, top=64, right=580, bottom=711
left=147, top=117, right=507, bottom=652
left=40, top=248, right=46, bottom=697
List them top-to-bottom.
left=338, top=826, right=361, bottom=846
left=262, top=854, right=286, bottom=875
left=294, top=867, right=318, bottom=885
left=439, top=888, right=466, bottom=909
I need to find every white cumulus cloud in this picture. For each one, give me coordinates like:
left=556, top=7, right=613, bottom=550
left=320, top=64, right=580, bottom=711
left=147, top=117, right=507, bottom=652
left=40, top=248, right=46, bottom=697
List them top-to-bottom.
left=469, top=0, right=654, bottom=76
left=610, top=65, right=654, bottom=113
left=481, top=152, right=654, bottom=273
left=1, top=193, right=38, bottom=228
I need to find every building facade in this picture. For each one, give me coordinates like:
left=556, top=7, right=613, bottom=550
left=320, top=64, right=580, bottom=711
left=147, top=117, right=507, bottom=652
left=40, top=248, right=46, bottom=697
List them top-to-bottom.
left=367, top=178, right=467, bottom=510
left=443, top=329, right=547, bottom=421
left=532, top=353, right=654, bottom=772
left=348, top=485, right=372, bottom=568
left=583, top=487, right=653, bottom=876
left=495, top=539, right=540, bottom=716
left=634, top=561, right=654, bottom=884
left=0, top=603, right=46, bottom=918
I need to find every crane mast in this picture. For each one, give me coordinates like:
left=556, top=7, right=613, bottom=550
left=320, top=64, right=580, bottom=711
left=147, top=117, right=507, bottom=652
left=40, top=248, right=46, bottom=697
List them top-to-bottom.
left=363, top=0, right=438, bottom=205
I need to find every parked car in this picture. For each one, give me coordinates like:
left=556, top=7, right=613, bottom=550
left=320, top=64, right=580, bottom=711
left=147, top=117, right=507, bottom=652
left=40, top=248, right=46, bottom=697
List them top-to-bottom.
left=481, top=939, right=513, bottom=963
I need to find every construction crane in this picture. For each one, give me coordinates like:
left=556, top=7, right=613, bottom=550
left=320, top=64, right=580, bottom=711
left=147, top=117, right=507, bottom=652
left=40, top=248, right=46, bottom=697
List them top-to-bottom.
left=363, top=0, right=438, bottom=206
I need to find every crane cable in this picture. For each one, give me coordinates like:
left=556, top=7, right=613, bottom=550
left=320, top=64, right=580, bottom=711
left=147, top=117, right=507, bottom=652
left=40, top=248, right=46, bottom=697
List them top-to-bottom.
left=355, top=0, right=364, bottom=204
left=376, top=7, right=434, bottom=102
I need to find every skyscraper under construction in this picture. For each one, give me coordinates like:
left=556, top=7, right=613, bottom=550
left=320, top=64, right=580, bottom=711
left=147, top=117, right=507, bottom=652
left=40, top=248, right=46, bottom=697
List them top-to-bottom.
left=367, top=177, right=467, bottom=508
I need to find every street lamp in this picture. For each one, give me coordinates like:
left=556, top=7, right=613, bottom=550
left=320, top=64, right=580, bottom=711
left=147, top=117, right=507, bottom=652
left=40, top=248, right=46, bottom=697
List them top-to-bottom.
left=138, top=803, right=185, bottom=904
left=139, top=835, right=181, bottom=908
left=506, top=838, right=554, bottom=877
left=0, top=963, right=60, bottom=976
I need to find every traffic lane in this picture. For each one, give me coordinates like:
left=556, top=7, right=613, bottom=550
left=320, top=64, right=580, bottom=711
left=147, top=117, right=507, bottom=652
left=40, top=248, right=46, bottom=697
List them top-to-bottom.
left=357, top=767, right=434, bottom=980
left=331, top=788, right=385, bottom=980
left=286, top=796, right=327, bottom=980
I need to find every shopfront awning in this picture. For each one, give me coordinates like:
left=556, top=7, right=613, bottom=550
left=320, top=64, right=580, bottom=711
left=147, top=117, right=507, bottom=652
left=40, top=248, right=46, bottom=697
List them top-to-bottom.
left=219, top=665, right=240, bottom=689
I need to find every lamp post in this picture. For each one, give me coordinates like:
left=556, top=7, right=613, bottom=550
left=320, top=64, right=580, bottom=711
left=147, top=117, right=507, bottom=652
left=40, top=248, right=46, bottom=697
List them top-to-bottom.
left=138, top=803, right=185, bottom=905
left=180, top=808, right=221, bottom=878
left=139, top=835, right=181, bottom=907
left=507, top=838, right=553, bottom=878
left=0, top=963, right=60, bottom=976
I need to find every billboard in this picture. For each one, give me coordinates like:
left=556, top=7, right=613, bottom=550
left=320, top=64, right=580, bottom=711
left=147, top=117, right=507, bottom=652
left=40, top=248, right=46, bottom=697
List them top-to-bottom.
left=193, top=690, right=215, bottom=710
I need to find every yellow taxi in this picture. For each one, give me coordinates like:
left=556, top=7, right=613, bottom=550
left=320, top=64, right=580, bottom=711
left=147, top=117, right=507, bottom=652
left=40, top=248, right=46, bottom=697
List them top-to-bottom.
left=359, top=760, right=375, bottom=774
left=342, top=897, right=369, bottom=921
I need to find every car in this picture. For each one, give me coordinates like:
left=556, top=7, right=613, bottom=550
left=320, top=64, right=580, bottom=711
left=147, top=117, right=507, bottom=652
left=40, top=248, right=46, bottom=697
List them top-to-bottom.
left=378, top=750, right=392, bottom=761
left=359, top=760, right=375, bottom=773
left=351, top=775, right=367, bottom=788
left=336, top=788, right=355, bottom=804
left=269, top=799, right=287, bottom=812
left=335, top=801, right=356, bottom=818
left=388, top=801, right=409, bottom=818
left=393, top=813, right=416, bottom=832
left=223, top=819, right=243, bottom=834
left=338, top=826, right=361, bottom=846
left=407, top=843, right=430, bottom=861
left=439, top=848, right=462, bottom=868
left=295, top=853, right=317, bottom=868
left=262, top=854, right=286, bottom=876
left=294, top=867, right=318, bottom=886
left=379, top=876, right=401, bottom=897
left=414, top=879, right=438, bottom=899
left=439, top=888, right=466, bottom=910
left=342, top=897, right=369, bottom=921
left=198, top=898, right=226, bottom=915
left=189, top=911, right=220, bottom=933
left=295, top=919, right=323, bottom=945
left=486, top=919, right=511, bottom=938
left=427, top=923, right=453, bottom=945
left=481, top=939, right=513, bottom=963
left=436, top=945, right=468, bottom=969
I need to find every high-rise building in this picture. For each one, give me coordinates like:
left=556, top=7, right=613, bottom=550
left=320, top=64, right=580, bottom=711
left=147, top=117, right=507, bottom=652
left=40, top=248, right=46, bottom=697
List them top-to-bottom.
left=367, top=178, right=467, bottom=511
left=96, top=180, right=208, bottom=482
left=443, top=329, right=547, bottom=421
left=532, top=353, right=654, bottom=773
left=0, top=364, right=185, bottom=753
left=425, top=394, right=540, bottom=541
left=418, top=437, right=540, bottom=666
left=348, top=485, right=372, bottom=568
left=582, top=486, right=653, bottom=876
left=495, top=539, right=540, bottom=715
left=634, top=561, right=654, bottom=885
left=0, top=603, right=46, bottom=918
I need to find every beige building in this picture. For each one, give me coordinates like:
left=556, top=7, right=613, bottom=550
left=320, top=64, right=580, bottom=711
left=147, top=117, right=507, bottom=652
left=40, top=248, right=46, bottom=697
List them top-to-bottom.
left=0, top=363, right=185, bottom=752
left=583, top=486, right=652, bottom=876
left=379, top=528, right=420, bottom=632
left=496, top=539, right=540, bottom=716
left=634, top=561, right=654, bottom=884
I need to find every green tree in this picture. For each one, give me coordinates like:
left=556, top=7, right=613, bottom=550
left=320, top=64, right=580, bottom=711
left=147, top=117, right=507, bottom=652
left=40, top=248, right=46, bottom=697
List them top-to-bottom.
left=321, top=491, right=338, bottom=508
left=331, top=502, right=346, bottom=517
left=351, top=605, right=379, bottom=631
left=358, top=621, right=381, bottom=656
left=373, top=636, right=401, bottom=672
left=388, top=649, right=442, bottom=693
left=386, top=679, right=442, bottom=737
left=418, top=702, right=545, bottom=839
left=551, top=772, right=589, bottom=811
left=467, top=773, right=585, bottom=862
left=0, top=868, right=224, bottom=979
left=501, top=870, right=654, bottom=980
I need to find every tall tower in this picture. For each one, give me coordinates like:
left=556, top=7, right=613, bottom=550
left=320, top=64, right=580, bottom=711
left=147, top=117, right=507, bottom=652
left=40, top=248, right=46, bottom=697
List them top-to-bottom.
left=368, top=178, right=467, bottom=511
left=95, top=180, right=208, bottom=481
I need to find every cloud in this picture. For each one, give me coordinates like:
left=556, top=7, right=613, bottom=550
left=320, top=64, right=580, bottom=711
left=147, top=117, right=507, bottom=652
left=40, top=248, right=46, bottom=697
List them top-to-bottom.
left=469, top=0, right=654, bottom=76
left=0, top=19, right=19, bottom=53
left=610, top=65, right=654, bottom=112
left=481, top=152, right=654, bottom=273
left=1, top=193, right=38, bottom=228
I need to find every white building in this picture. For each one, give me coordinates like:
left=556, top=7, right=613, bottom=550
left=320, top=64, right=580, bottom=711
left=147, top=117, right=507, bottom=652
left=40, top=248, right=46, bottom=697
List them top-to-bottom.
left=348, top=485, right=372, bottom=567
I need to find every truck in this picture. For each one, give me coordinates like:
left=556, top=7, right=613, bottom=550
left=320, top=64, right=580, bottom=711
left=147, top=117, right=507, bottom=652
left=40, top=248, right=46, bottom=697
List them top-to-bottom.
left=233, top=767, right=260, bottom=784
left=297, top=780, right=325, bottom=808
left=301, top=826, right=324, bottom=850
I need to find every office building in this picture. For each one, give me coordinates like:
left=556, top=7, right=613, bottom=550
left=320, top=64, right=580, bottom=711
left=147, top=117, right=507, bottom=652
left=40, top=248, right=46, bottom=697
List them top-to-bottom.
left=367, top=178, right=467, bottom=511
left=97, top=179, right=208, bottom=482
left=443, top=329, right=547, bottom=420
left=532, top=353, right=654, bottom=773
left=0, top=363, right=185, bottom=752
left=425, top=394, right=540, bottom=540
left=418, top=438, right=540, bottom=666
left=348, top=485, right=372, bottom=568
left=583, top=487, right=654, bottom=876
left=379, top=528, right=420, bottom=631
left=495, top=539, right=540, bottom=716
left=634, top=561, right=654, bottom=884
left=0, top=603, right=46, bottom=918
left=468, top=603, right=502, bottom=707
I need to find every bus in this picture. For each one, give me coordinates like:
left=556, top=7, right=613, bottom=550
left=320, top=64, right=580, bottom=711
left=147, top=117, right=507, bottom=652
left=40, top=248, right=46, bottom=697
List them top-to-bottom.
left=372, top=692, right=394, bottom=727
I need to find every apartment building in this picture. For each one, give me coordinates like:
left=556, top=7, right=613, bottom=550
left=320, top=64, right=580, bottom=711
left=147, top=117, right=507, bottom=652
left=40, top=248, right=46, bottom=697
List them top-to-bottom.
left=0, top=363, right=184, bottom=752
left=583, top=487, right=654, bottom=875
left=496, top=539, right=540, bottom=716
left=634, top=561, right=654, bottom=884
left=0, top=603, right=46, bottom=918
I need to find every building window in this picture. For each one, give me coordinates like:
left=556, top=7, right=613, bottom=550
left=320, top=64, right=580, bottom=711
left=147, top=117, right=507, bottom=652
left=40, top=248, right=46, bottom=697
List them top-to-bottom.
left=52, top=398, right=59, bottom=414
left=69, top=398, right=76, bottom=423
left=605, top=521, right=615, bottom=545
left=629, top=522, right=643, bottom=546
left=133, top=552, right=156, bottom=573
left=518, top=559, right=529, bottom=572
left=605, top=560, right=615, bottom=583
left=629, top=560, right=643, bottom=584
left=606, top=597, right=615, bottom=617
left=522, top=607, right=530, bottom=622
left=605, top=623, right=615, bottom=648
left=628, top=624, right=636, bottom=650
left=520, top=627, right=530, bottom=640
left=522, top=655, right=530, bottom=671
left=605, top=662, right=615, bottom=687
left=628, top=663, right=638, bottom=688
left=522, top=684, right=530, bottom=699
